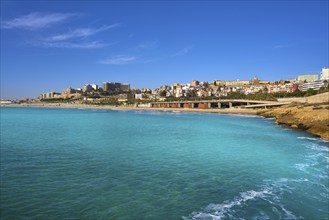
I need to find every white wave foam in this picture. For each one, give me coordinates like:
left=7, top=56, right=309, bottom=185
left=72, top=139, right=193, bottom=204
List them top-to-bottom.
left=262, top=117, right=276, bottom=120
left=298, top=136, right=329, bottom=143
left=298, top=136, right=320, bottom=141
left=306, top=143, right=329, bottom=152
left=294, top=163, right=310, bottom=172
left=184, top=177, right=314, bottom=220
left=276, top=178, right=309, bottom=183
left=183, top=188, right=273, bottom=220
left=279, top=204, right=298, bottom=219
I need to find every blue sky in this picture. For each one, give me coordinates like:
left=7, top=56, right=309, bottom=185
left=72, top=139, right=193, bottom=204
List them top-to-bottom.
left=1, top=1, right=328, bottom=99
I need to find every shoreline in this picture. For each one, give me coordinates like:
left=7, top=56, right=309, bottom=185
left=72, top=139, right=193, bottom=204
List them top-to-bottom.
left=0, top=103, right=259, bottom=115
left=2, top=103, right=328, bottom=140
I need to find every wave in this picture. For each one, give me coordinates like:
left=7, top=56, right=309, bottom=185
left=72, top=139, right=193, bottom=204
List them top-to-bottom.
left=261, top=117, right=276, bottom=120
left=298, top=136, right=329, bottom=143
left=306, top=143, right=329, bottom=152
left=294, top=163, right=310, bottom=172
left=182, top=174, right=325, bottom=220
left=182, top=185, right=299, bottom=220
left=183, top=188, right=272, bottom=220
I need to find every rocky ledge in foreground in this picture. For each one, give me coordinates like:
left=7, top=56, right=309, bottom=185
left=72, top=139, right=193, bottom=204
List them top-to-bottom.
left=257, top=103, right=329, bottom=139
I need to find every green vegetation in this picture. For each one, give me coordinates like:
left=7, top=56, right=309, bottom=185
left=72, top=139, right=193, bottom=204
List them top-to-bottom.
left=160, top=90, right=167, bottom=97
left=221, top=92, right=277, bottom=101
left=164, top=95, right=215, bottom=102
left=40, top=98, right=71, bottom=103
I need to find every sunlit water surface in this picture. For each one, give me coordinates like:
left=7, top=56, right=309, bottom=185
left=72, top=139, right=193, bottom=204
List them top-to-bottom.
left=1, top=107, right=328, bottom=219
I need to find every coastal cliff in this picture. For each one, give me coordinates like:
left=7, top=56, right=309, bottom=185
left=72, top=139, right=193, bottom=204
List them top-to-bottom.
left=258, top=104, right=329, bottom=139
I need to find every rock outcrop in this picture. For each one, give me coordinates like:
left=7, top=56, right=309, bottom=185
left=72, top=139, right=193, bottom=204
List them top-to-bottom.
left=258, top=103, right=329, bottom=139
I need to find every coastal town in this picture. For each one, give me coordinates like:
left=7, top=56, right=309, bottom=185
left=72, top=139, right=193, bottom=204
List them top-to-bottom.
left=2, top=68, right=328, bottom=106
left=3, top=68, right=328, bottom=139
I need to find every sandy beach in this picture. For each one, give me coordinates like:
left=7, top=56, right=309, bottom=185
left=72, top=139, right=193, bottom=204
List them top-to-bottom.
left=2, top=101, right=328, bottom=139
left=1, top=103, right=259, bottom=115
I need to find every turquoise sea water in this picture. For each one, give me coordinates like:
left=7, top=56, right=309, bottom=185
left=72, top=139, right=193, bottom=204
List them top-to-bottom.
left=0, top=107, right=328, bottom=219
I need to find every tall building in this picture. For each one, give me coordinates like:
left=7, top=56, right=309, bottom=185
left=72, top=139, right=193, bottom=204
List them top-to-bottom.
left=320, top=68, right=329, bottom=81
left=296, top=74, right=318, bottom=82
left=102, top=82, right=110, bottom=91
left=103, top=82, right=130, bottom=91
left=103, top=82, right=119, bottom=91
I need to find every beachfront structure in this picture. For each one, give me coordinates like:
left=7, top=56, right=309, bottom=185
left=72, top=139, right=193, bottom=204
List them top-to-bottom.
left=320, top=68, right=329, bottom=81
left=296, top=74, right=318, bottom=82
left=302, top=80, right=324, bottom=91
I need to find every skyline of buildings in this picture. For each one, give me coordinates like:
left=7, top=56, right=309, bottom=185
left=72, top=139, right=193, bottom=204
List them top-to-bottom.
left=34, top=67, right=329, bottom=102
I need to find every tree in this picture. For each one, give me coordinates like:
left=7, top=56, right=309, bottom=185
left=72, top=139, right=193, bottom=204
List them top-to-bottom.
left=263, top=87, right=269, bottom=94
left=160, top=90, right=167, bottom=97
left=186, top=90, right=197, bottom=97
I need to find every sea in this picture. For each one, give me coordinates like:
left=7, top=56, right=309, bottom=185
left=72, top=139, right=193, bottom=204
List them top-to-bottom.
left=0, top=107, right=328, bottom=219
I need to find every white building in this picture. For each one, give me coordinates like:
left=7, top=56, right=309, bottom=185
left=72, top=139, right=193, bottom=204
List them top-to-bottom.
left=320, top=68, right=329, bottom=80
left=302, top=80, right=324, bottom=91
left=91, top=84, right=98, bottom=90
left=135, top=94, right=144, bottom=100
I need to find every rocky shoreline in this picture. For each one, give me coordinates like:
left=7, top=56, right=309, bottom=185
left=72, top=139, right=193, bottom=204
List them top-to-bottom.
left=257, top=103, right=329, bottom=139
